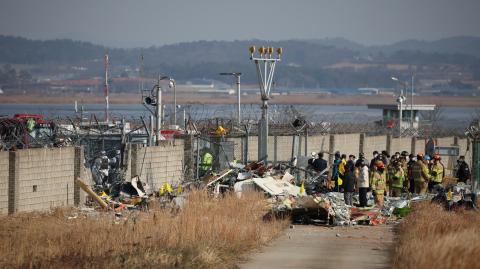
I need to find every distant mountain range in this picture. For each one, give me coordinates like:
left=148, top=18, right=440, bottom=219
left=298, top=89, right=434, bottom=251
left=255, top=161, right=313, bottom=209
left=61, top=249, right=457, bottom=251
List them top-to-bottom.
left=0, top=35, right=479, bottom=89
left=2, top=35, right=480, bottom=64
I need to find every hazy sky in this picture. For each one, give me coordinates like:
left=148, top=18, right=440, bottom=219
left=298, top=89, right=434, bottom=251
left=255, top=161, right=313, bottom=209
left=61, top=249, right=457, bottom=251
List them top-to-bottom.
left=1, top=0, right=479, bottom=48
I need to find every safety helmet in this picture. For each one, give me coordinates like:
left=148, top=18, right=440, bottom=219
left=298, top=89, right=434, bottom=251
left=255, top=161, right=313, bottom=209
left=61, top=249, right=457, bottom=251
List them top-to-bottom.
left=311, top=152, right=317, bottom=158
left=424, top=155, right=431, bottom=161
left=375, top=160, right=385, bottom=169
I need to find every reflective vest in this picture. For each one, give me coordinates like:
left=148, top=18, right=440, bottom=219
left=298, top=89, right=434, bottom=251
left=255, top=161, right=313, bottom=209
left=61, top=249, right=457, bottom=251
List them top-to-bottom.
left=27, top=118, right=36, bottom=132
left=201, top=152, right=213, bottom=171
left=339, top=159, right=346, bottom=176
left=412, top=161, right=430, bottom=182
left=431, top=163, right=444, bottom=183
left=390, top=167, right=405, bottom=189
left=371, top=171, right=387, bottom=195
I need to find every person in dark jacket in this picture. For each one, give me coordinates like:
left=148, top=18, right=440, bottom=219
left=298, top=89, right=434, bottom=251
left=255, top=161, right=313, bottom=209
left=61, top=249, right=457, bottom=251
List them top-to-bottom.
left=381, top=150, right=390, bottom=166
left=312, top=152, right=328, bottom=174
left=407, top=153, right=416, bottom=193
left=456, top=156, right=471, bottom=183
left=343, top=161, right=356, bottom=206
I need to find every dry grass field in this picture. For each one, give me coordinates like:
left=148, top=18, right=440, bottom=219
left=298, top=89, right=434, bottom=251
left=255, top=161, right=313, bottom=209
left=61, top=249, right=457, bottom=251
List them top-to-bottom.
left=0, top=191, right=288, bottom=269
left=392, top=201, right=480, bottom=269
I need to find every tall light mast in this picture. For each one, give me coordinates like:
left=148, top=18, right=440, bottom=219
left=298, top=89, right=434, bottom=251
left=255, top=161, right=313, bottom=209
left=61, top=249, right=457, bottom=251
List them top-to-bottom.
left=249, top=46, right=282, bottom=162
left=104, top=53, right=110, bottom=123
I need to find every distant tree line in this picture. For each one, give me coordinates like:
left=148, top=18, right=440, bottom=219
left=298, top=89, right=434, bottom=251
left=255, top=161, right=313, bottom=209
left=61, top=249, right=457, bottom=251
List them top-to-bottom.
left=1, top=35, right=480, bottom=89
left=0, top=64, right=32, bottom=87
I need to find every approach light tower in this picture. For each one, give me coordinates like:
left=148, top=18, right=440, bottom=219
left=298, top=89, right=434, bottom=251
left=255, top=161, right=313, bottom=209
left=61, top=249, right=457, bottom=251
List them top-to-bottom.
left=249, top=46, right=282, bottom=162
left=104, top=53, right=110, bottom=123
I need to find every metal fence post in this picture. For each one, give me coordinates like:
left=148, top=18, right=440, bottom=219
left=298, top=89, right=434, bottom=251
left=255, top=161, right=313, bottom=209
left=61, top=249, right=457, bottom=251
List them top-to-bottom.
left=274, top=135, right=278, bottom=164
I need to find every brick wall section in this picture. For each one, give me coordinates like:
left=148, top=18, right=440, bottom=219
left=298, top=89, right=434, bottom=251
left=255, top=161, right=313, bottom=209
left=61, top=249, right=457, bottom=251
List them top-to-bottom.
left=229, top=134, right=467, bottom=171
left=334, top=134, right=361, bottom=159
left=307, top=135, right=330, bottom=157
left=363, top=135, right=387, bottom=158
left=247, top=136, right=258, bottom=162
left=272, top=136, right=289, bottom=162
left=227, top=137, right=242, bottom=162
left=390, top=137, right=412, bottom=155
left=436, top=137, right=456, bottom=175
left=415, top=138, right=426, bottom=155
left=458, top=138, right=472, bottom=168
left=131, top=140, right=184, bottom=190
left=15, top=147, right=75, bottom=213
left=0, top=152, right=8, bottom=214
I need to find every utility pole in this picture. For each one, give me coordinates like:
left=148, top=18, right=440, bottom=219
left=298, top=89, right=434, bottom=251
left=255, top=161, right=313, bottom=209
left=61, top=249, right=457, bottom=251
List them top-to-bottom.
left=249, top=46, right=282, bottom=162
left=219, top=72, right=242, bottom=125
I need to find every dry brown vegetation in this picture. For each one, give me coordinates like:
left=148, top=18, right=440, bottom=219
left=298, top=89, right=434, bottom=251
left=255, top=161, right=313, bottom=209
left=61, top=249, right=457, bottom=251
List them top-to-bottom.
left=0, top=191, right=288, bottom=269
left=392, top=202, right=480, bottom=269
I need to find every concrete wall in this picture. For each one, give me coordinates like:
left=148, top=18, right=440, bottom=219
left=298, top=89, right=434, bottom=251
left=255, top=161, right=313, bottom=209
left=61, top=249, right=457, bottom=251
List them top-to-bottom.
left=235, top=134, right=467, bottom=169
left=333, top=134, right=361, bottom=159
left=307, top=135, right=330, bottom=158
left=363, top=135, right=387, bottom=157
left=247, top=136, right=258, bottom=162
left=391, top=137, right=412, bottom=155
left=436, top=137, right=456, bottom=176
left=415, top=138, right=426, bottom=155
left=458, top=138, right=472, bottom=168
left=130, top=140, right=184, bottom=190
left=13, top=147, right=75, bottom=213
left=0, top=152, right=8, bottom=214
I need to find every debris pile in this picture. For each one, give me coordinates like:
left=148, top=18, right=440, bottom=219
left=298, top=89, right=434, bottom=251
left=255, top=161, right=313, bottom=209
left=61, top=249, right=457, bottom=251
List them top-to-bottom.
left=198, top=160, right=426, bottom=226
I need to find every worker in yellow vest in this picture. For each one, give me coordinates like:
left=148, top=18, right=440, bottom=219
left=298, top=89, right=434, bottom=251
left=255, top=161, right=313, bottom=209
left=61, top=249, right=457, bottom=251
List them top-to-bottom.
left=200, top=150, right=214, bottom=177
left=338, top=154, right=347, bottom=191
left=412, top=154, right=430, bottom=194
left=429, top=154, right=444, bottom=192
left=385, top=156, right=398, bottom=196
left=371, top=160, right=387, bottom=207
left=389, top=160, right=405, bottom=197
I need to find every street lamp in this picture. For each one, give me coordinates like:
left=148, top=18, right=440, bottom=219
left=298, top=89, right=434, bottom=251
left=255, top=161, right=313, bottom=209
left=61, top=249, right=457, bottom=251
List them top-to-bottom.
left=249, top=46, right=282, bottom=162
left=219, top=72, right=242, bottom=125
left=159, top=76, right=176, bottom=126
left=392, top=76, right=415, bottom=128
left=392, top=77, right=407, bottom=137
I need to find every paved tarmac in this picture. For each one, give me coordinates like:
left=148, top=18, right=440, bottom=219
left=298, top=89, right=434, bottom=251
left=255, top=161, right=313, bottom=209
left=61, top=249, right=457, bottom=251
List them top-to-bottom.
left=238, top=224, right=394, bottom=269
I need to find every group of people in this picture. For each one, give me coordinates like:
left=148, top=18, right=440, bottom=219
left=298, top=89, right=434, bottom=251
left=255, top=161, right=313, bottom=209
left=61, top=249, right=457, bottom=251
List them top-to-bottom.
left=308, top=150, right=471, bottom=208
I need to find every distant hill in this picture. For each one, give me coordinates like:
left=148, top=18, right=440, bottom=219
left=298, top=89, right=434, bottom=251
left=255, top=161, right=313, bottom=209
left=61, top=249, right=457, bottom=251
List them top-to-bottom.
left=0, top=35, right=106, bottom=64
left=1, top=35, right=480, bottom=89
left=2, top=35, right=480, bottom=66
left=376, top=36, right=480, bottom=58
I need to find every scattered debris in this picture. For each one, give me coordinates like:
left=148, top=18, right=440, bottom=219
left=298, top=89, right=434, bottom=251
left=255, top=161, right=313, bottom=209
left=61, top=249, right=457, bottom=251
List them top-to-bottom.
left=77, top=178, right=109, bottom=209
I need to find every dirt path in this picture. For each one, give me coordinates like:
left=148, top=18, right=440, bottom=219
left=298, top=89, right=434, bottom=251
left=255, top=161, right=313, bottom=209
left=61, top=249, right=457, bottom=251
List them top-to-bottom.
left=238, top=225, right=394, bottom=269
